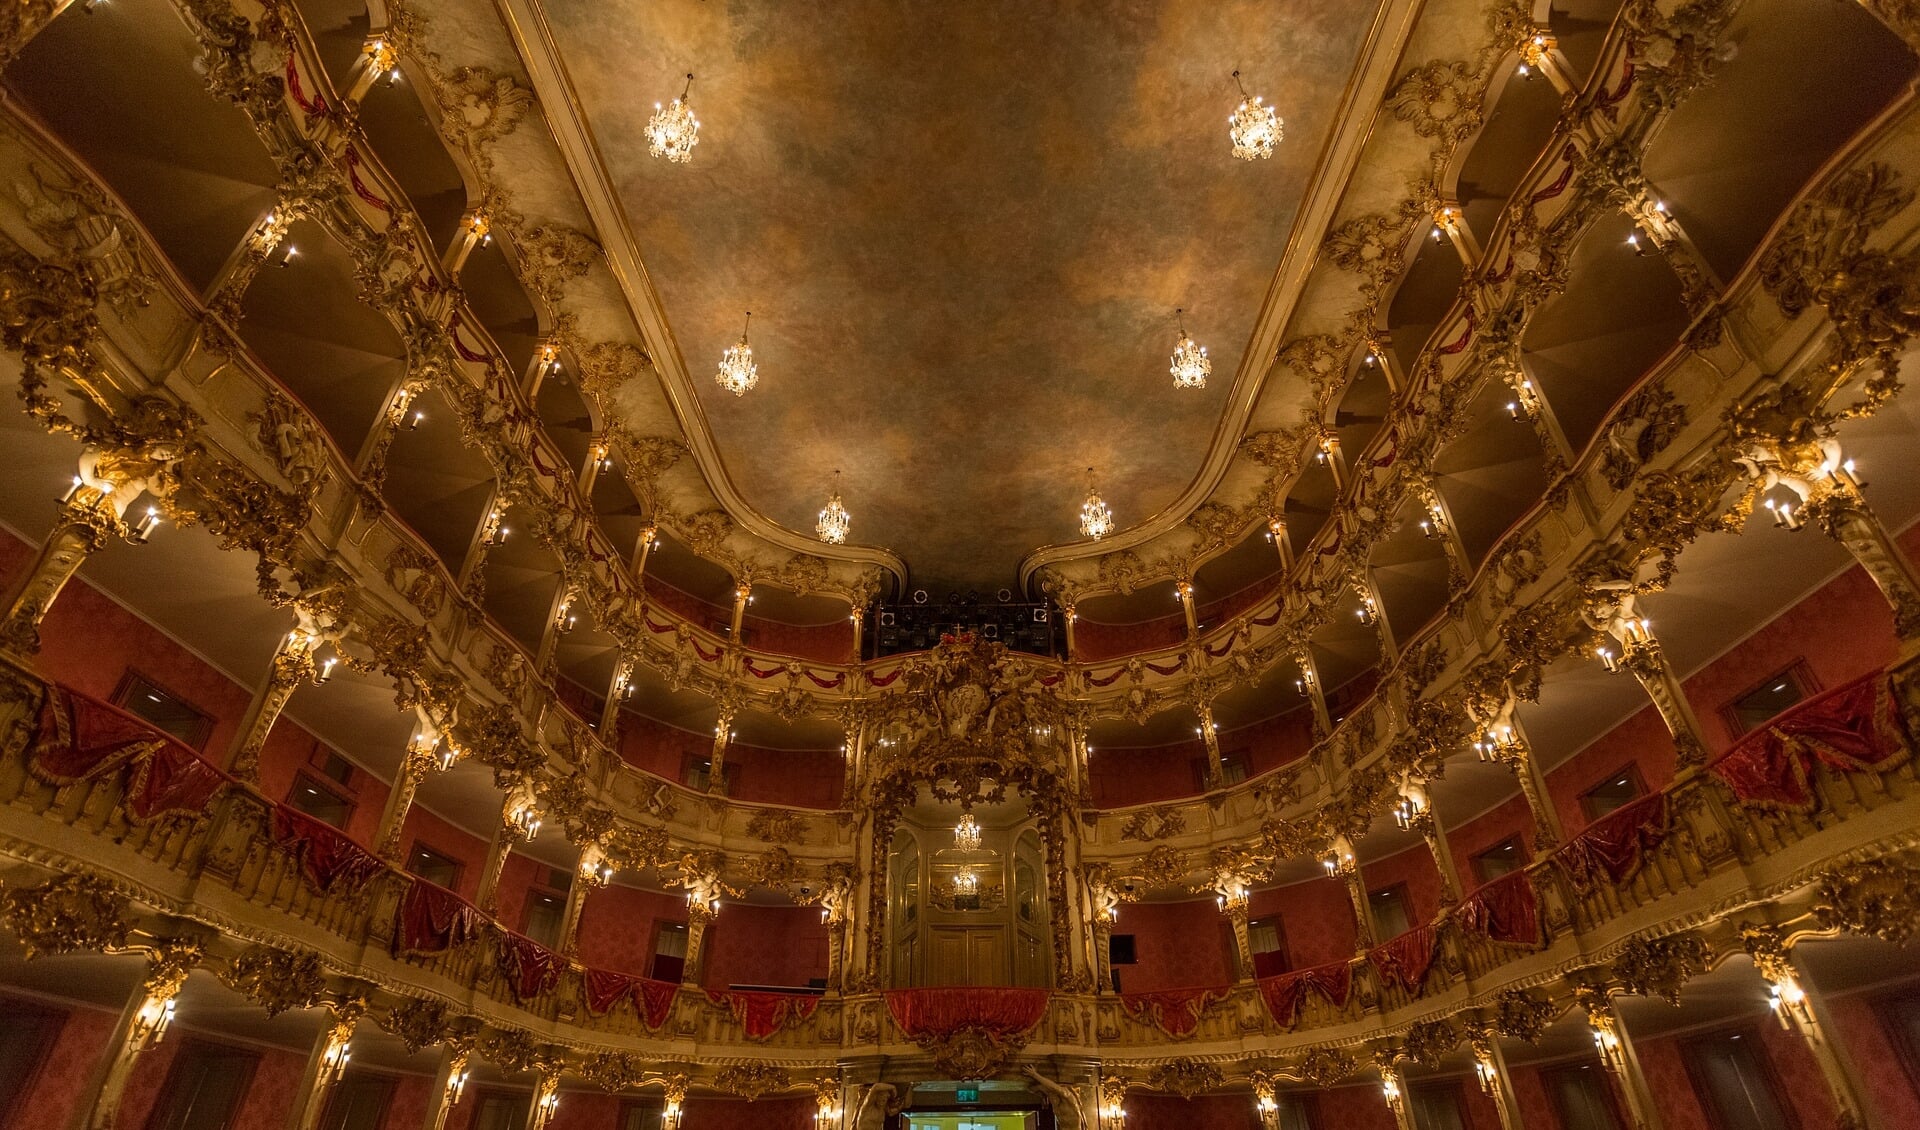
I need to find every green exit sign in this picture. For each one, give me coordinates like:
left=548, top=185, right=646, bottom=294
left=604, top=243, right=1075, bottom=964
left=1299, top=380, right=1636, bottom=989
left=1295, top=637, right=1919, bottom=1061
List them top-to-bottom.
left=956, top=1087, right=979, bottom=1104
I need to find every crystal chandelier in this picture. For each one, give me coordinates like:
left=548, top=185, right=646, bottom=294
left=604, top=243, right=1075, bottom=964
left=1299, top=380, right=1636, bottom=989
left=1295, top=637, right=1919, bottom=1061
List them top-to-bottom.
left=1228, top=70, right=1282, bottom=161
left=647, top=73, right=700, bottom=164
left=1169, top=308, right=1210, bottom=389
left=716, top=311, right=758, bottom=396
left=1080, top=468, right=1113, bottom=541
left=816, top=471, right=850, bottom=544
left=954, top=813, right=981, bottom=851
left=953, top=869, right=980, bottom=896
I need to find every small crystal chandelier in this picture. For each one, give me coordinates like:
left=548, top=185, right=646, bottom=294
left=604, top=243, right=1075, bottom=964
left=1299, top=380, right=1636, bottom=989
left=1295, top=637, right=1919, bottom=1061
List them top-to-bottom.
left=1228, top=70, right=1283, bottom=161
left=647, top=73, right=700, bottom=164
left=1169, top=308, right=1211, bottom=389
left=716, top=311, right=758, bottom=396
left=1079, top=467, right=1114, bottom=541
left=816, top=471, right=850, bottom=544
left=954, top=813, right=982, bottom=851
left=953, top=869, right=980, bottom=896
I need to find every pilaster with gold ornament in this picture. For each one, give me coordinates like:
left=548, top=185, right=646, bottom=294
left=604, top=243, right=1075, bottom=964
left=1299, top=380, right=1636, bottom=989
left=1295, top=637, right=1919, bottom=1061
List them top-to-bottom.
left=1430, top=201, right=1482, bottom=269
left=1493, top=350, right=1576, bottom=480
left=1730, top=406, right=1920, bottom=642
left=0, top=455, right=163, bottom=655
left=1410, top=475, right=1473, bottom=598
left=1353, top=569, right=1397, bottom=665
left=1176, top=577, right=1199, bottom=640
left=1584, top=585, right=1710, bottom=768
left=227, top=620, right=340, bottom=780
left=1293, top=648, right=1335, bottom=740
left=1195, top=693, right=1226, bottom=790
left=1466, top=694, right=1563, bottom=851
left=707, top=697, right=738, bottom=796
left=375, top=714, right=446, bottom=861
left=1395, top=778, right=1461, bottom=906
left=474, top=792, right=527, bottom=915
left=1323, top=834, right=1375, bottom=953
left=560, top=840, right=615, bottom=956
left=1085, top=863, right=1120, bottom=993
left=1215, top=870, right=1257, bottom=980
left=681, top=871, right=724, bottom=986
left=1742, top=924, right=1882, bottom=1130
left=83, top=939, right=203, bottom=1130
left=1573, top=977, right=1662, bottom=1130
left=290, top=995, right=367, bottom=1130
left=1468, top=1025, right=1523, bottom=1130
left=421, top=1040, right=474, bottom=1130
left=1373, top=1050, right=1416, bottom=1130
left=527, top=1065, right=562, bottom=1130
left=1249, top=1070, right=1283, bottom=1130
left=1096, top=1075, right=1128, bottom=1130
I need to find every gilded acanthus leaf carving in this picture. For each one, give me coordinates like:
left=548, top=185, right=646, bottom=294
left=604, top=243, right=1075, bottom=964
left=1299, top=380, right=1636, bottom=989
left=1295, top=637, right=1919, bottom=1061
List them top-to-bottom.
left=1386, top=59, right=1483, bottom=143
left=1813, top=854, right=1920, bottom=946
left=0, top=873, right=130, bottom=958
left=1611, top=933, right=1711, bottom=1005
left=222, top=945, right=326, bottom=1018
left=1489, top=989, right=1558, bottom=1043
left=1401, top=1017, right=1458, bottom=1067
left=1144, top=1058, right=1224, bottom=1099
left=713, top=1062, right=790, bottom=1099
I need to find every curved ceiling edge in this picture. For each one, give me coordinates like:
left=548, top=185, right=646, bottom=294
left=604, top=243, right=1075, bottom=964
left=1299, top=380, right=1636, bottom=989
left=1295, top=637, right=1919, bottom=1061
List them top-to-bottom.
left=486, top=0, right=909, bottom=598
left=1015, top=0, right=1423, bottom=598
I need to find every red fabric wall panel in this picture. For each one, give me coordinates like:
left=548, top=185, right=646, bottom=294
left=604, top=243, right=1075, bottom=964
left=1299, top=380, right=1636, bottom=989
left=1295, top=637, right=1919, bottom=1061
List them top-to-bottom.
left=1680, top=561, right=1897, bottom=756
left=1075, top=614, right=1187, bottom=663
left=1544, top=706, right=1677, bottom=837
left=1228, top=708, right=1316, bottom=778
left=616, top=712, right=702, bottom=781
left=1089, top=740, right=1205, bottom=807
left=725, top=743, right=843, bottom=809
left=1448, top=794, right=1534, bottom=884
left=397, top=805, right=489, bottom=901
left=1360, top=842, right=1442, bottom=931
left=492, top=853, right=550, bottom=935
left=1247, top=877, right=1355, bottom=971
left=575, top=884, right=688, bottom=978
left=1112, top=898, right=1235, bottom=992
left=701, top=903, right=828, bottom=989
left=1828, top=991, right=1920, bottom=1127
left=14, top=1002, right=116, bottom=1129
left=114, top=1027, right=184, bottom=1130
left=1631, top=1031, right=1712, bottom=1130
left=233, top=1045, right=307, bottom=1126
left=1505, top=1063, right=1558, bottom=1130
left=380, top=1072, right=435, bottom=1130
left=1312, top=1085, right=1399, bottom=1130
left=549, top=1090, right=625, bottom=1130
left=1125, top=1093, right=1257, bottom=1130
left=683, top=1094, right=813, bottom=1130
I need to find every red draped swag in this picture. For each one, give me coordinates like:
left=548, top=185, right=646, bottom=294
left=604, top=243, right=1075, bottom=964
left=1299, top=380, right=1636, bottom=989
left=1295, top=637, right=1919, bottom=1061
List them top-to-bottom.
left=1709, top=672, right=1909, bottom=809
left=31, top=684, right=227, bottom=820
left=1555, top=793, right=1669, bottom=892
left=269, top=808, right=384, bottom=894
left=1454, top=870, right=1540, bottom=947
left=395, top=879, right=484, bottom=956
left=1369, top=925, right=1438, bottom=994
left=496, top=931, right=564, bottom=1003
left=1257, top=961, right=1353, bottom=1028
left=582, top=971, right=679, bottom=1028
left=1117, top=986, right=1231, bottom=1037
left=884, top=988, right=1050, bottom=1039
left=706, top=990, right=820, bottom=1039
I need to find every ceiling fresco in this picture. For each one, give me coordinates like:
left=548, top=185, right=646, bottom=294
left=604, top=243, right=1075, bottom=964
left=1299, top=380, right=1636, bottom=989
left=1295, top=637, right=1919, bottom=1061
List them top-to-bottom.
left=541, top=0, right=1379, bottom=591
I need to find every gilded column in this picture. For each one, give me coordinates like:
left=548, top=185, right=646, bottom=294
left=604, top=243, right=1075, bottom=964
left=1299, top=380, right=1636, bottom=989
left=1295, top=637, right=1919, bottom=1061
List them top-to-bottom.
left=0, top=480, right=136, bottom=655
left=1176, top=578, right=1199, bottom=639
left=1585, top=587, right=1710, bottom=768
left=228, top=628, right=330, bottom=781
left=1295, top=649, right=1334, bottom=739
left=1195, top=698, right=1225, bottom=790
left=1469, top=698, right=1564, bottom=852
left=707, top=705, right=736, bottom=796
left=374, top=719, right=443, bottom=861
left=1400, top=784, right=1461, bottom=906
left=475, top=797, right=524, bottom=915
left=1326, top=837, right=1374, bottom=953
left=559, top=845, right=611, bottom=956
left=1216, top=877, right=1256, bottom=981
left=683, top=897, right=718, bottom=987
left=1743, top=926, right=1883, bottom=1129
left=82, top=940, right=202, bottom=1130
left=1577, top=980, right=1663, bottom=1130
left=287, top=999, right=363, bottom=1130
left=1469, top=1028, right=1523, bottom=1130
left=419, top=1043, right=471, bottom=1130
left=1376, top=1055, right=1416, bottom=1130
left=526, top=1067, right=561, bottom=1130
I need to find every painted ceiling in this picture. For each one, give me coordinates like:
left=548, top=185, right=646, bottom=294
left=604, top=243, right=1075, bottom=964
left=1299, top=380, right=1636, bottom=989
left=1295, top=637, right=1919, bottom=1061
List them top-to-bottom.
left=541, top=0, right=1377, bottom=592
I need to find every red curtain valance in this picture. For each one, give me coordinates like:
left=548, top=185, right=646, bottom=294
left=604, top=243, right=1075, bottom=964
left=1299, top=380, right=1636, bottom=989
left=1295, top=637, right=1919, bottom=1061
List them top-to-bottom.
left=1709, top=672, right=1909, bottom=808
left=31, top=684, right=227, bottom=820
left=1556, top=793, right=1669, bottom=892
left=269, top=808, right=384, bottom=894
left=1454, top=870, right=1540, bottom=947
left=395, top=879, right=483, bottom=956
left=1369, top=925, right=1437, bottom=995
left=496, top=931, right=565, bottom=1003
left=1257, top=961, right=1352, bottom=1028
left=583, top=971, right=679, bottom=1028
left=1117, top=986, right=1231, bottom=1037
left=884, top=988, right=1050, bottom=1039
left=706, top=990, right=819, bottom=1039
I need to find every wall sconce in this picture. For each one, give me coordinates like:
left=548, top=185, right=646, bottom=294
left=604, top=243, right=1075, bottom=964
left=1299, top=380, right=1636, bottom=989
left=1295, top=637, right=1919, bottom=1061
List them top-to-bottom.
left=466, top=212, right=492, bottom=248
left=1763, top=496, right=1804, bottom=531
left=129, top=506, right=163, bottom=543
left=481, top=508, right=509, bottom=548
left=1355, top=595, right=1379, bottom=625
left=555, top=601, right=578, bottom=635
left=1596, top=645, right=1620, bottom=674
left=314, top=655, right=338, bottom=685
left=1473, top=725, right=1519, bottom=762
left=436, top=741, right=460, bottom=772
left=1392, top=792, right=1428, bottom=831
left=506, top=799, right=541, bottom=841
left=579, top=844, right=614, bottom=888
left=1215, top=882, right=1250, bottom=914
left=1767, top=972, right=1811, bottom=1030
left=132, top=993, right=177, bottom=1046
left=320, top=1034, right=353, bottom=1086
left=1473, top=1057, right=1497, bottom=1095
left=446, top=1062, right=469, bottom=1104
left=1380, top=1075, right=1400, bottom=1104
left=662, top=1100, right=684, bottom=1130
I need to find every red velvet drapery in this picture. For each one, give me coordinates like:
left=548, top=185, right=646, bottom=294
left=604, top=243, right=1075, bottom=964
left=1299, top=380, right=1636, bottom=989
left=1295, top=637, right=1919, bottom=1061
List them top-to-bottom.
left=1709, top=672, right=1909, bottom=808
left=31, top=684, right=227, bottom=820
left=1556, top=793, right=1669, bottom=892
left=269, top=808, right=384, bottom=894
left=1453, top=870, right=1540, bottom=946
left=395, top=879, right=483, bottom=956
left=1369, top=925, right=1437, bottom=994
left=496, top=931, right=565, bottom=1002
left=1257, top=961, right=1352, bottom=1028
left=582, top=971, right=679, bottom=1028
left=1117, top=986, right=1231, bottom=1037
left=883, top=988, right=1050, bottom=1038
left=706, top=990, right=820, bottom=1039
